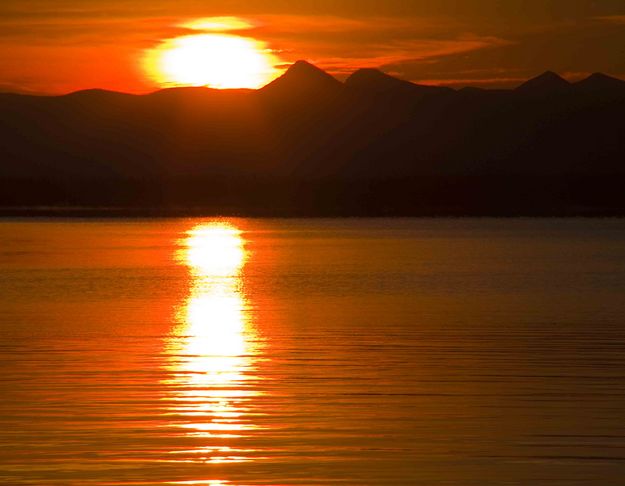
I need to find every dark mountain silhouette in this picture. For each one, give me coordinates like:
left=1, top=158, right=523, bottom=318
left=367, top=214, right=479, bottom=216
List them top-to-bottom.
left=261, top=60, right=343, bottom=99
left=1, top=62, right=624, bottom=216
left=346, top=68, right=453, bottom=100
left=516, top=71, right=571, bottom=94
left=576, top=72, right=625, bottom=95
left=64, top=88, right=136, bottom=99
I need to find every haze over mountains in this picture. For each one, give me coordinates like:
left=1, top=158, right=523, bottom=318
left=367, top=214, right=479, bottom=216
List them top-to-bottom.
left=1, top=61, right=624, bottom=215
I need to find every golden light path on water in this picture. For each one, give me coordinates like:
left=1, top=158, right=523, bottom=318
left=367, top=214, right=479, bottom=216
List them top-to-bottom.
left=164, top=222, right=261, bottom=469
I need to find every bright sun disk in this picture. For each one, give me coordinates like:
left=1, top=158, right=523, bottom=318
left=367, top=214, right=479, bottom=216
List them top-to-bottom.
left=144, top=33, right=280, bottom=89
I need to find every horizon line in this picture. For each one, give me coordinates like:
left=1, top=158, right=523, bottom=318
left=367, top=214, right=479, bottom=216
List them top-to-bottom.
left=1, top=61, right=623, bottom=97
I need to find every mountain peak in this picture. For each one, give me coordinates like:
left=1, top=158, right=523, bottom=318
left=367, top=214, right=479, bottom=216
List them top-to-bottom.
left=261, top=60, right=342, bottom=97
left=280, top=60, right=341, bottom=86
left=288, top=60, right=329, bottom=75
left=346, top=68, right=453, bottom=98
left=346, top=68, right=392, bottom=83
left=345, top=69, right=412, bottom=89
left=516, top=71, right=571, bottom=93
left=576, top=72, right=625, bottom=91
left=587, top=72, right=613, bottom=81
left=65, top=88, right=133, bottom=98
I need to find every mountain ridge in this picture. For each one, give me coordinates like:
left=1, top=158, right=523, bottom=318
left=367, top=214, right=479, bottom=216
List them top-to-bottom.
left=260, top=60, right=343, bottom=98
left=1, top=61, right=624, bottom=215
left=5, top=63, right=624, bottom=98
left=345, top=68, right=454, bottom=99
left=515, top=71, right=572, bottom=94
left=575, top=72, right=625, bottom=92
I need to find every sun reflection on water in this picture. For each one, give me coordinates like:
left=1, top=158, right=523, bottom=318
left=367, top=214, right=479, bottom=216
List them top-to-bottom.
left=164, top=221, right=260, bottom=464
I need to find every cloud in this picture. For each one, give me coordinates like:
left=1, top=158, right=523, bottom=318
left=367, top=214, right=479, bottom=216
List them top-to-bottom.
left=0, top=11, right=510, bottom=73
left=237, top=14, right=511, bottom=77
left=252, top=14, right=453, bottom=35
left=0, top=15, right=189, bottom=47
left=596, top=15, right=625, bottom=24
left=181, top=16, right=258, bottom=32
left=304, top=37, right=512, bottom=76
left=417, top=76, right=528, bottom=88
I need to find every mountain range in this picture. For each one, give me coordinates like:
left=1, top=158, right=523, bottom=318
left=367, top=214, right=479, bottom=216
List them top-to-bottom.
left=1, top=61, right=624, bottom=215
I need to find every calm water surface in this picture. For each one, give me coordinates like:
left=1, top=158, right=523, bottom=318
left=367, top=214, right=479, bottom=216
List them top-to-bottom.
left=1, top=218, right=625, bottom=485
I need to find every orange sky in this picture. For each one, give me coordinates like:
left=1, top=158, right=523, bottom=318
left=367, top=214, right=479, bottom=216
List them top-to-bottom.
left=1, top=0, right=625, bottom=94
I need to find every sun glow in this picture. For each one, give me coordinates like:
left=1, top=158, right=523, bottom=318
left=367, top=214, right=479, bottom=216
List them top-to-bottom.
left=181, top=17, right=256, bottom=32
left=144, top=33, right=281, bottom=89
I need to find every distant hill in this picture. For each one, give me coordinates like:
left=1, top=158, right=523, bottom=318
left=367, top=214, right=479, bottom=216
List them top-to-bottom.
left=262, top=60, right=343, bottom=99
left=1, top=61, right=624, bottom=216
left=345, top=68, right=453, bottom=100
left=515, top=71, right=572, bottom=94
left=575, top=72, right=625, bottom=96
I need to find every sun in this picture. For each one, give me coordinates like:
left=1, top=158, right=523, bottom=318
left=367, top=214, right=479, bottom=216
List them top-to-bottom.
left=144, top=33, right=281, bottom=89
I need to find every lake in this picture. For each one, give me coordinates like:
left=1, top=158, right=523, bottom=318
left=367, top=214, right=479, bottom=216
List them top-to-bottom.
left=1, top=218, right=624, bottom=485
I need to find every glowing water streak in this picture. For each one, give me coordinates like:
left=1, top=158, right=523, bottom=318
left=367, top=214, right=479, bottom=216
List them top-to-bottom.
left=165, top=222, right=260, bottom=463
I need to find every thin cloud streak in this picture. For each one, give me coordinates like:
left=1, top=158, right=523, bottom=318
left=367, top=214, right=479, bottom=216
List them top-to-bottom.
left=595, top=15, right=625, bottom=24
left=303, top=37, right=513, bottom=77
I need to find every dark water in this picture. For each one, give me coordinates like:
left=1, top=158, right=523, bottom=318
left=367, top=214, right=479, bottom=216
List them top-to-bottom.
left=1, top=218, right=625, bottom=485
